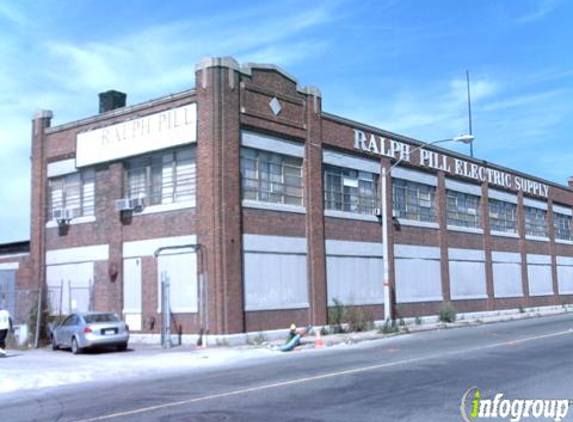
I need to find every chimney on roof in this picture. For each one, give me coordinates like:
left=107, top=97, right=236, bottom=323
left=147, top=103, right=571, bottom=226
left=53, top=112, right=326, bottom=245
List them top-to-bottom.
left=99, top=90, right=127, bottom=113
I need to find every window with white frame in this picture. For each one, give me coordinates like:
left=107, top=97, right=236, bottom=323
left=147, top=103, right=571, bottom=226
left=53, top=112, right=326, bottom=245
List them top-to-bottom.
left=125, top=147, right=196, bottom=206
left=240, top=147, right=303, bottom=206
left=323, top=165, right=378, bottom=214
left=48, top=168, right=95, bottom=219
left=392, top=179, right=437, bottom=223
left=447, top=190, right=481, bottom=229
left=489, top=199, right=517, bottom=233
left=524, top=206, right=547, bottom=237
left=554, top=212, right=572, bottom=241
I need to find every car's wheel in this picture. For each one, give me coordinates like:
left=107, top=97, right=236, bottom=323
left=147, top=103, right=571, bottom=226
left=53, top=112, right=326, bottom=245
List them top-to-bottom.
left=51, top=335, right=58, bottom=351
left=71, top=337, right=82, bottom=355
left=117, top=343, right=128, bottom=352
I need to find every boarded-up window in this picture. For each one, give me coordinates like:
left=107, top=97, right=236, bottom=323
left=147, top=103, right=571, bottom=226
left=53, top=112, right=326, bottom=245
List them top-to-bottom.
left=394, top=245, right=442, bottom=303
left=449, top=248, right=487, bottom=300
left=157, top=250, right=197, bottom=313
left=244, top=252, right=308, bottom=311
left=492, top=252, right=523, bottom=298
left=527, top=255, right=553, bottom=297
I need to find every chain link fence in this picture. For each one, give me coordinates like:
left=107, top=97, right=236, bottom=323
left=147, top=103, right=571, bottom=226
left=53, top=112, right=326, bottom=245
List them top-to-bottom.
left=46, top=281, right=94, bottom=316
left=4, top=282, right=95, bottom=348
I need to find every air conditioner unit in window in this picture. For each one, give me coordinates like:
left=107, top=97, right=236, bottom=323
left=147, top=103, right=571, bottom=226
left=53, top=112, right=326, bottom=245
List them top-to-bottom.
left=129, top=197, right=146, bottom=210
left=115, top=198, right=133, bottom=212
left=373, top=207, right=383, bottom=218
left=52, top=208, right=74, bottom=225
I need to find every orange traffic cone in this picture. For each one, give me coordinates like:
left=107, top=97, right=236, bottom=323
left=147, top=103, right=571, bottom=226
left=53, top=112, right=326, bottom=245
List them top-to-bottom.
left=314, top=329, right=324, bottom=348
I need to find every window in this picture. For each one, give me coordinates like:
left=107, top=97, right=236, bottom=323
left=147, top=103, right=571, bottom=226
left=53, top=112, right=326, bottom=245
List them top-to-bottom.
left=125, top=147, right=196, bottom=206
left=241, top=147, right=303, bottom=206
left=323, top=165, right=378, bottom=214
left=48, top=169, right=95, bottom=219
left=392, top=179, right=437, bottom=223
left=447, top=190, right=481, bottom=229
left=489, top=199, right=517, bottom=234
left=524, top=206, right=547, bottom=237
left=554, top=212, right=572, bottom=241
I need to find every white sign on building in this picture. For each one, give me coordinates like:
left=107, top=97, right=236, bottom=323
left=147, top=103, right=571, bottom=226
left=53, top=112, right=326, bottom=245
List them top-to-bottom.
left=76, top=103, right=197, bottom=167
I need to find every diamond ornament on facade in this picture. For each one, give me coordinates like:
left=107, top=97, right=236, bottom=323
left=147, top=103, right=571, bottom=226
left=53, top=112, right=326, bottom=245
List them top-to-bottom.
left=269, top=97, right=282, bottom=116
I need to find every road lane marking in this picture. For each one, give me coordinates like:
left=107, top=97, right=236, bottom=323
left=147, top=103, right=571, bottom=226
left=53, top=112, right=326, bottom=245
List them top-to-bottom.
left=69, top=328, right=573, bottom=422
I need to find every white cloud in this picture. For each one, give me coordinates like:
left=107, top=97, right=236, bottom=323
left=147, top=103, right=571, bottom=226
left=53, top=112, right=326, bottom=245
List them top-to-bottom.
left=514, top=0, right=562, bottom=24
left=0, top=2, right=28, bottom=25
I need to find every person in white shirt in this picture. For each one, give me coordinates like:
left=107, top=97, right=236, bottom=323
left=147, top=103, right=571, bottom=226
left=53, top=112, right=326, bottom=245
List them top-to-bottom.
left=0, top=304, right=13, bottom=357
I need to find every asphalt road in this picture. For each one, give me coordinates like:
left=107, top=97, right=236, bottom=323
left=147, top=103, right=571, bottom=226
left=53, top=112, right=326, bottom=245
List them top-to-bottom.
left=3, top=314, right=573, bottom=422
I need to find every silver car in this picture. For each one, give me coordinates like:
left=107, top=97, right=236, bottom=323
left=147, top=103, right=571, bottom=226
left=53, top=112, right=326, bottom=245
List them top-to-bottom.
left=50, top=312, right=130, bottom=354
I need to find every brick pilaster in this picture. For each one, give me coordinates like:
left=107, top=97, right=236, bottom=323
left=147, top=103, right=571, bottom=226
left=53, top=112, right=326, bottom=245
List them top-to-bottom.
left=195, top=58, right=244, bottom=334
left=303, top=88, right=327, bottom=326
left=30, top=110, right=52, bottom=296
left=437, top=172, right=451, bottom=303
left=481, top=183, right=495, bottom=310
left=517, top=191, right=530, bottom=304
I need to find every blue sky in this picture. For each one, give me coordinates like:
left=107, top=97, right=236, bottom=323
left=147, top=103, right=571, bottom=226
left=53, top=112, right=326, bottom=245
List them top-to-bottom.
left=0, top=0, right=572, bottom=243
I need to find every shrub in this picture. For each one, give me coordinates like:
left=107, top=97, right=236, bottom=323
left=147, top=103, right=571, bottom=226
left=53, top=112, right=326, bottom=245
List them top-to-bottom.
left=328, top=298, right=374, bottom=333
left=329, top=298, right=348, bottom=333
left=439, top=302, right=457, bottom=323
left=347, top=307, right=373, bottom=332
left=414, top=316, right=423, bottom=326
left=379, top=319, right=398, bottom=334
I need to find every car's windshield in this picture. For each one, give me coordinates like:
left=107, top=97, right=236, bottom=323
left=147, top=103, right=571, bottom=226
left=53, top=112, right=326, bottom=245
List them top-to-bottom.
left=83, top=314, right=120, bottom=323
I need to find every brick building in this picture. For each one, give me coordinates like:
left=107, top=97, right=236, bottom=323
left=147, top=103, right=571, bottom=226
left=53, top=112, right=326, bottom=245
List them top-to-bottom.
left=25, top=57, right=573, bottom=339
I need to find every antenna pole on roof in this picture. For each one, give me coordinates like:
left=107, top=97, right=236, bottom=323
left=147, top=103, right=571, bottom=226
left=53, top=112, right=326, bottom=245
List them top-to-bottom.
left=466, top=70, right=474, bottom=157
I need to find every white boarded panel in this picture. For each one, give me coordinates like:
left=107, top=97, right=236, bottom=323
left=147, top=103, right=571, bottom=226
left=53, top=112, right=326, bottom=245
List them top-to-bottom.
left=242, top=131, right=304, bottom=158
left=322, top=149, right=379, bottom=174
left=47, top=158, right=76, bottom=177
left=392, top=167, right=437, bottom=186
left=445, top=179, right=482, bottom=196
left=488, top=189, right=517, bottom=204
left=523, top=197, right=547, bottom=210
left=553, top=204, right=572, bottom=216
left=243, top=234, right=307, bottom=254
left=325, top=240, right=383, bottom=257
left=394, top=244, right=440, bottom=259
left=448, top=248, right=485, bottom=262
left=157, top=251, right=197, bottom=313
left=492, top=251, right=521, bottom=263
left=244, top=252, right=308, bottom=311
left=527, top=254, right=551, bottom=265
left=326, top=256, right=383, bottom=305
left=557, top=256, right=573, bottom=266
left=123, top=258, right=142, bottom=314
left=395, top=258, right=442, bottom=303
left=449, top=261, right=487, bottom=300
left=46, top=262, right=93, bottom=314
left=492, top=262, right=523, bottom=298
left=527, top=264, right=554, bottom=296
left=557, top=266, right=573, bottom=294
